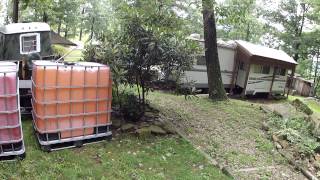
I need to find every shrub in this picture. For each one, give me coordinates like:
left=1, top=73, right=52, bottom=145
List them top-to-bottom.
left=112, top=86, right=144, bottom=122
left=121, top=93, right=144, bottom=122
left=268, top=115, right=319, bottom=156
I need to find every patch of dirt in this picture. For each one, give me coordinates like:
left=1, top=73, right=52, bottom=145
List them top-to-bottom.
left=149, top=93, right=306, bottom=180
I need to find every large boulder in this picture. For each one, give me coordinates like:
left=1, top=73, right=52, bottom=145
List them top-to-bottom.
left=291, top=99, right=313, bottom=115
left=121, top=123, right=136, bottom=132
left=149, top=125, right=167, bottom=135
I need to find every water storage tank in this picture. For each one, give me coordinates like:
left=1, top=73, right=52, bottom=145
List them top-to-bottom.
left=31, top=61, right=112, bottom=151
left=0, top=62, right=25, bottom=160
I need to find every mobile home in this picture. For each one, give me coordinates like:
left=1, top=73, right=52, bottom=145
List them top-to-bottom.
left=0, top=22, right=53, bottom=61
left=183, top=37, right=298, bottom=96
left=183, top=38, right=237, bottom=90
left=233, top=40, right=297, bottom=96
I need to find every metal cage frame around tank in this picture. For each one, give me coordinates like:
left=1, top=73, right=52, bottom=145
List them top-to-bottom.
left=31, top=61, right=112, bottom=148
left=0, top=62, right=25, bottom=158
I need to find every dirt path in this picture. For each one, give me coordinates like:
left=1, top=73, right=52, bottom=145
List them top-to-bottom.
left=149, top=92, right=306, bottom=180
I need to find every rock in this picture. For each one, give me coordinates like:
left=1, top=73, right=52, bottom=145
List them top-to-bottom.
left=291, top=99, right=313, bottom=115
left=260, top=106, right=272, bottom=114
left=273, top=109, right=284, bottom=118
left=144, top=111, right=159, bottom=118
left=112, top=118, right=123, bottom=128
left=152, top=120, right=163, bottom=126
left=154, top=120, right=176, bottom=134
left=139, top=122, right=150, bottom=127
left=261, top=122, right=269, bottom=131
left=121, top=123, right=136, bottom=132
left=161, top=123, right=176, bottom=134
left=149, top=125, right=167, bottom=135
left=135, top=127, right=152, bottom=138
left=313, top=129, right=320, bottom=139
left=272, top=134, right=279, bottom=142
left=278, top=140, right=289, bottom=149
left=275, top=142, right=282, bottom=149
left=315, top=154, right=320, bottom=161
left=314, top=161, right=320, bottom=170
left=221, top=167, right=233, bottom=177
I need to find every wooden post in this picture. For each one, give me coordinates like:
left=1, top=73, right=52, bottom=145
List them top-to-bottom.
left=229, top=51, right=239, bottom=95
left=241, top=63, right=251, bottom=97
left=269, top=66, right=277, bottom=98
left=287, top=68, right=295, bottom=97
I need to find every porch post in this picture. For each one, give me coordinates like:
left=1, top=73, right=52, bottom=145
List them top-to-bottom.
left=229, top=50, right=239, bottom=95
left=241, top=62, right=251, bottom=97
left=269, top=66, right=276, bottom=98
left=287, top=68, right=295, bottom=97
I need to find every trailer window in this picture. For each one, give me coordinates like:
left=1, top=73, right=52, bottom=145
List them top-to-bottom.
left=20, top=33, right=40, bottom=54
left=196, top=56, right=206, bottom=65
left=239, top=62, right=245, bottom=70
left=254, top=65, right=270, bottom=74
left=262, top=66, right=270, bottom=74
left=275, top=68, right=286, bottom=76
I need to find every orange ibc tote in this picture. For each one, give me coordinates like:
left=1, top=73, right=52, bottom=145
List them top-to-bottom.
left=31, top=61, right=112, bottom=150
left=0, top=62, right=25, bottom=159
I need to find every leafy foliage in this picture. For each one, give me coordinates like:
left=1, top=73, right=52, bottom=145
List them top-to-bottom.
left=83, top=0, right=196, bottom=120
left=216, top=0, right=265, bottom=42
left=268, top=115, right=319, bottom=156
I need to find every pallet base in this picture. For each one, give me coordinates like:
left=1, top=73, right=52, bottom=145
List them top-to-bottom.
left=38, top=133, right=112, bottom=152
left=0, top=141, right=26, bottom=161
left=0, top=153, right=26, bottom=161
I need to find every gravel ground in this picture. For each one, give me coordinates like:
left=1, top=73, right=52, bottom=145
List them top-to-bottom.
left=149, top=92, right=306, bottom=180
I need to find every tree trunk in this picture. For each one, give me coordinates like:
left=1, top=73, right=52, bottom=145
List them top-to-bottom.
left=13, top=0, right=19, bottom=23
left=202, top=0, right=227, bottom=100
left=293, top=3, right=307, bottom=62
left=79, top=7, right=85, bottom=41
left=42, top=11, right=48, bottom=22
left=90, top=17, right=95, bottom=40
left=58, top=19, right=62, bottom=35
left=245, top=23, right=250, bottom=41
left=64, top=25, right=68, bottom=38
left=293, top=43, right=301, bottom=62
left=314, top=49, right=320, bottom=93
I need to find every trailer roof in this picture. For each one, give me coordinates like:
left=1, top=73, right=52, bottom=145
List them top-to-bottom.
left=0, top=22, right=50, bottom=34
left=51, top=31, right=77, bottom=46
left=187, top=37, right=237, bottom=50
left=236, top=40, right=297, bottom=65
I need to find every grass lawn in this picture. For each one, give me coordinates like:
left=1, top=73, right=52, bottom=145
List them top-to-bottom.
left=64, top=49, right=83, bottom=62
left=148, top=92, right=304, bottom=179
left=0, top=120, right=229, bottom=179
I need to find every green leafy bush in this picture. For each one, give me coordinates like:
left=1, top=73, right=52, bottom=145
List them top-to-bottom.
left=112, top=86, right=144, bottom=122
left=121, top=93, right=144, bottom=122
left=268, top=115, right=319, bottom=156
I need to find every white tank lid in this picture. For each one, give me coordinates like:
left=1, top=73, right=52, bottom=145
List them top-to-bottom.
left=0, top=61, right=17, bottom=73
left=33, top=61, right=108, bottom=67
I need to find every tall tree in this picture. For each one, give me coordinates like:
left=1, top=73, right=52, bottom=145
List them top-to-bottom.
left=13, top=0, right=19, bottom=23
left=202, top=0, right=227, bottom=100
left=217, top=0, right=265, bottom=43
left=263, top=0, right=312, bottom=62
